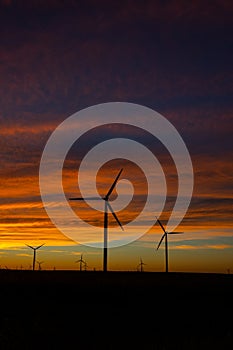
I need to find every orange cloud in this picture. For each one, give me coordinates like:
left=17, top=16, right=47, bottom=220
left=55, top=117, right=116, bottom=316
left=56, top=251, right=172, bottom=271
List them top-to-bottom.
left=171, top=243, right=233, bottom=250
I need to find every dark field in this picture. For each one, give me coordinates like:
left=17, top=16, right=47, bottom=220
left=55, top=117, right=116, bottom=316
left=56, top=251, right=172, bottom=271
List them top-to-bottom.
left=0, top=270, right=232, bottom=349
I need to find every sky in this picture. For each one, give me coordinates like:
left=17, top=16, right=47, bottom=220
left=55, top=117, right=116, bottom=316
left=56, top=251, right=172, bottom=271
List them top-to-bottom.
left=0, top=0, right=233, bottom=273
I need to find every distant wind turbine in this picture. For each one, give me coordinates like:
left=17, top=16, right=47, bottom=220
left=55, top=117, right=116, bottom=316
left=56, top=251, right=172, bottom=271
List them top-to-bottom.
left=70, top=168, right=124, bottom=272
left=156, top=217, right=183, bottom=273
left=26, top=243, right=45, bottom=271
left=75, top=254, right=86, bottom=271
left=137, top=257, right=146, bottom=272
left=37, top=261, right=44, bottom=271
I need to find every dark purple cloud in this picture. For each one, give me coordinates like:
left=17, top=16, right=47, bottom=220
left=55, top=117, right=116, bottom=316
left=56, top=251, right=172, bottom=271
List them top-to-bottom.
left=0, top=0, right=232, bottom=120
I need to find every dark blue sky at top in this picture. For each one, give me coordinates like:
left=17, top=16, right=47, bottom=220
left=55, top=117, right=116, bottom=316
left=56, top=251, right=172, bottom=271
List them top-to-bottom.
left=0, top=0, right=232, bottom=160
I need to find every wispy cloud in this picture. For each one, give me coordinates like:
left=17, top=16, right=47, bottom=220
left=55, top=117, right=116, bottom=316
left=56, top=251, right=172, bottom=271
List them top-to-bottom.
left=16, top=253, right=32, bottom=257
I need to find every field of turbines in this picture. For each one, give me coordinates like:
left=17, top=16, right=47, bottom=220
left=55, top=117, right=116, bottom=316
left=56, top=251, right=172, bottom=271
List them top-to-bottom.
left=0, top=167, right=232, bottom=349
left=0, top=268, right=232, bottom=349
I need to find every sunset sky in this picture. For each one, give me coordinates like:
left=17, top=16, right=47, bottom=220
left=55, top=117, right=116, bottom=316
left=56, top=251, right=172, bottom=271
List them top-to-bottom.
left=0, top=0, right=232, bottom=273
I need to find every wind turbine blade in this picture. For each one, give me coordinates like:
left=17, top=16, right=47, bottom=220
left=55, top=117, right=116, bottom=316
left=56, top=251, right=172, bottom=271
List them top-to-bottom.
left=105, top=168, right=123, bottom=199
left=69, top=197, right=102, bottom=200
left=107, top=202, right=124, bottom=231
left=156, top=217, right=166, bottom=234
left=168, top=231, right=184, bottom=235
left=156, top=233, right=166, bottom=250
left=36, top=243, right=45, bottom=250
left=25, top=244, right=34, bottom=249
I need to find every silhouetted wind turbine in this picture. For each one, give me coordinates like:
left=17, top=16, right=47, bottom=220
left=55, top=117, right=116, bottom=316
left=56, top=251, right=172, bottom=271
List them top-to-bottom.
left=70, top=168, right=124, bottom=272
left=156, top=217, right=183, bottom=273
left=26, top=243, right=45, bottom=271
left=75, top=254, right=86, bottom=271
left=137, top=257, right=146, bottom=272
left=37, top=261, right=44, bottom=271
left=84, top=261, right=88, bottom=271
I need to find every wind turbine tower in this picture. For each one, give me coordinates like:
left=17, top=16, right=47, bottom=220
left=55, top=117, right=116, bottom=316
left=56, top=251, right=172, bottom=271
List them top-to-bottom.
left=70, top=168, right=124, bottom=272
left=156, top=217, right=183, bottom=273
left=26, top=244, right=45, bottom=271
left=75, top=254, right=86, bottom=271
left=137, top=257, right=146, bottom=272
left=37, top=261, right=44, bottom=271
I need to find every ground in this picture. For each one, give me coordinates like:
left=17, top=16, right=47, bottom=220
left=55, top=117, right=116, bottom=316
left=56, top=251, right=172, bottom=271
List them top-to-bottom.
left=0, top=270, right=232, bottom=349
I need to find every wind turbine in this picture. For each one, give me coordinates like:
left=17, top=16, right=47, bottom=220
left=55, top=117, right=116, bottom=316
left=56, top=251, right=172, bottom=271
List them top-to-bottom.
left=70, top=168, right=124, bottom=272
left=156, top=217, right=183, bottom=273
left=26, top=243, right=45, bottom=271
left=75, top=254, right=86, bottom=271
left=137, top=257, right=146, bottom=272
left=37, top=261, right=44, bottom=271
left=84, top=261, right=88, bottom=271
